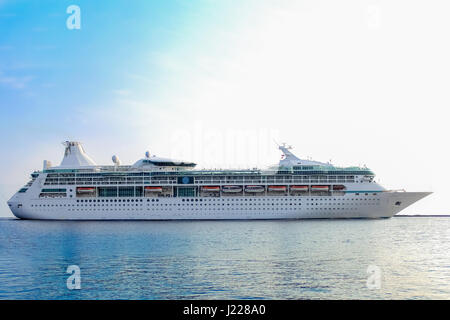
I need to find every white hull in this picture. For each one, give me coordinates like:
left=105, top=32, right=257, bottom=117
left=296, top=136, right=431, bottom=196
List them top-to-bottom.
left=8, top=192, right=430, bottom=220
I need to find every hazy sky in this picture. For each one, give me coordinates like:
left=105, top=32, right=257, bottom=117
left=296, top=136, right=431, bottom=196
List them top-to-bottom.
left=0, top=0, right=449, bottom=217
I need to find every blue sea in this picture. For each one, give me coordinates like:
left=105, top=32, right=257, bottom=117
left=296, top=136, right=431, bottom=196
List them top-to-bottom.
left=0, top=217, right=449, bottom=299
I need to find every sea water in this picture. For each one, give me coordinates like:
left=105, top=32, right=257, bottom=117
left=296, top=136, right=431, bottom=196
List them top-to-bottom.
left=0, top=217, right=448, bottom=299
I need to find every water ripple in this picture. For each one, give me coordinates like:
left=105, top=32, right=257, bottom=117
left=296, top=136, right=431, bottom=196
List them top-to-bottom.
left=0, top=218, right=449, bottom=299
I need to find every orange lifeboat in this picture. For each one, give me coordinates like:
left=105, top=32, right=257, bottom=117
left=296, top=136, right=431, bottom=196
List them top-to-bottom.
left=222, top=185, right=243, bottom=193
left=244, top=185, right=265, bottom=193
left=268, top=185, right=287, bottom=192
left=290, top=185, right=309, bottom=192
left=310, top=185, right=329, bottom=192
left=332, top=185, right=346, bottom=191
left=145, top=186, right=163, bottom=192
left=201, top=186, right=220, bottom=192
left=76, top=187, right=95, bottom=193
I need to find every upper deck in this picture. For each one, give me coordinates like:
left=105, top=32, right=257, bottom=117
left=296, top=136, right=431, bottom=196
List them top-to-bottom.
left=35, top=141, right=375, bottom=186
left=38, top=167, right=374, bottom=188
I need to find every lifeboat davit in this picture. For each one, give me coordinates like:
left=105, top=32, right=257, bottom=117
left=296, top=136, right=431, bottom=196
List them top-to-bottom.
left=222, top=185, right=243, bottom=193
left=244, top=185, right=265, bottom=193
left=268, top=185, right=287, bottom=192
left=290, top=185, right=309, bottom=192
left=310, top=185, right=330, bottom=192
left=332, top=185, right=346, bottom=191
left=145, top=186, right=163, bottom=192
left=202, top=186, right=220, bottom=192
left=76, top=187, right=95, bottom=193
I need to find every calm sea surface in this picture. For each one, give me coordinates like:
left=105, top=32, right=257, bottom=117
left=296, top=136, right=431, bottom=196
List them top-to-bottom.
left=0, top=217, right=449, bottom=299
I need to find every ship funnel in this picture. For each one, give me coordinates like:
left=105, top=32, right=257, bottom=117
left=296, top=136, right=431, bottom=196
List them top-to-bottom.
left=59, top=141, right=97, bottom=168
left=145, top=151, right=150, bottom=158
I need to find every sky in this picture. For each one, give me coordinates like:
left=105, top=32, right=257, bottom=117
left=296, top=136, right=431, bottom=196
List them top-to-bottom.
left=0, top=0, right=449, bottom=217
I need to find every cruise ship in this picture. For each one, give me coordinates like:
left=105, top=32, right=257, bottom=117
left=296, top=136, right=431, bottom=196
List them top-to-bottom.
left=7, top=141, right=431, bottom=220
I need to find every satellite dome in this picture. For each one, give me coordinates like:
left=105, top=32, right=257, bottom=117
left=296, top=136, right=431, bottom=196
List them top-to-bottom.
left=112, top=155, right=121, bottom=165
